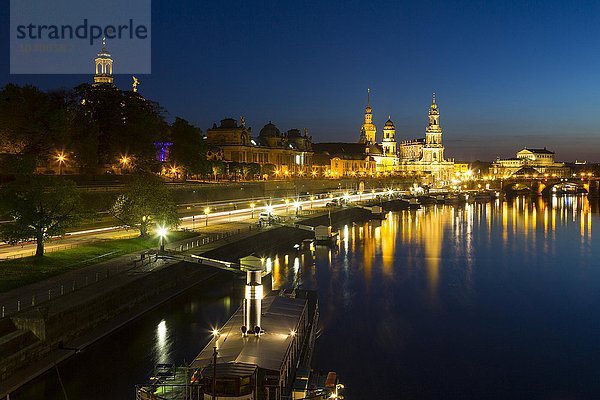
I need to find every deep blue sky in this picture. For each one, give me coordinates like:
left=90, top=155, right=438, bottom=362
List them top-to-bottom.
left=2, top=0, right=599, bottom=161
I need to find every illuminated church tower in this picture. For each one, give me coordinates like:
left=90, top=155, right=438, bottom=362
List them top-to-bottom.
left=93, top=37, right=114, bottom=86
left=359, top=88, right=377, bottom=144
left=422, top=93, right=445, bottom=162
left=382, top=116, right=397, bottom=155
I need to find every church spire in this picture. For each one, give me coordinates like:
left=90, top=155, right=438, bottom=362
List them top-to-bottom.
left=93, top=37, right=114, bottom=86
left=359, top=89, right=376, bottom=144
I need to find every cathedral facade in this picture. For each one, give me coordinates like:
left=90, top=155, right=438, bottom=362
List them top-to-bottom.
left=313, top=91, right=454, bottom=184
left=357, top=91, right=454, bottom=184
left=357, top=93, right=398, bottom=173
left=396, top=94, right=454, bottom=184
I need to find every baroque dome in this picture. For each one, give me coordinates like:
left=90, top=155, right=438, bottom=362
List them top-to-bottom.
left=259, top=122, right=281, bottom=138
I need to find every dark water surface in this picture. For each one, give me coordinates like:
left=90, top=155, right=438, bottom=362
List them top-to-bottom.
left=14, top=196, right=600, bottom=399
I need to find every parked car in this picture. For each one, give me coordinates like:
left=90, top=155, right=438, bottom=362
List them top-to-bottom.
left=326, top=198, right=340, bottom=207
left=258, top=212, right=280, bottom=223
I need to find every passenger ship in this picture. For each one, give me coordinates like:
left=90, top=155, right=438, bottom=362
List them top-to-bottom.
left=136, top=265, right=343, bottom=400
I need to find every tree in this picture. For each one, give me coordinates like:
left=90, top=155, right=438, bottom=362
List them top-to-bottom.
left=0, top=84, right=69, bottom=162
left=68, top=84, right=168, bottom=167
left=169, top=117, right=209, bottom=178
left=210, top=161, right=224, bottom=181
left=228, top=162, right=242, bottom=181
left=247, top=163, right=261, bottom=180
left=262, top=164, right=276, bottom=177
left=110, top=174, right=179, bottom=236
left=0, top=177, right=82, bottom=257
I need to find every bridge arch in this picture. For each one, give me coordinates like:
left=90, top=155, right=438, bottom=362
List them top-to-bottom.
left=541, top=181, right=587, bottom=196
left=502, top=182, right=533, bottom=196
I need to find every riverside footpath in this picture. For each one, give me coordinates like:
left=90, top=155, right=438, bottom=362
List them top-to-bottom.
left=0, top=202, right=377, bottom=396
left=0, top=220, right=261, bottom=397
left=0, top=221, right=255, bottom=319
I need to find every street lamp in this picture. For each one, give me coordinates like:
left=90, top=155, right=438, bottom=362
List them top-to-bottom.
left=56, top=152, right=67, bottom=175
left=120, top=155, right=130, bottom=173
left=170, top=165, right=179, bottom=181
left=285, top=199, right=290, bottom=215
left=293, top=201, right=300, bottom=216
left=250, top=203, right=255, bottom=218
left=204, top=207, right=210, bottom=226
left=157, top=226, right=168, bottom=252
left=329, top=383, right=345, bottom=399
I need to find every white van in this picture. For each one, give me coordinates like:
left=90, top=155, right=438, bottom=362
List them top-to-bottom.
left=259, top=212, right=275, bottom=222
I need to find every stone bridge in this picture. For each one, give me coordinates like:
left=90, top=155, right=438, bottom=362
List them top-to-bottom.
left=501, top=177, right=600, bottom=196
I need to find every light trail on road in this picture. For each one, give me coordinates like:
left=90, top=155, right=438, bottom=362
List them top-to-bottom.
left=0, top=189, right=389, bottom=258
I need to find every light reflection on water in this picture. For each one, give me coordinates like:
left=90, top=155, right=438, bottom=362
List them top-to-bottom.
left=265, top=196, right=599, bottom=399
left=154, top=320, right=170, bottom=365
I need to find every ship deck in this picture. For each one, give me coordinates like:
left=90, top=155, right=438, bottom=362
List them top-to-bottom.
left=191, top=294, right=307, bottom=373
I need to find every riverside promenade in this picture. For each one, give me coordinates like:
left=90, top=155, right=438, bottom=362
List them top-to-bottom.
left=0, top=200, right=377, bottom=396
left=0, top=219, right=264, bottom=396
left=0, top=220, right=257, bottom=319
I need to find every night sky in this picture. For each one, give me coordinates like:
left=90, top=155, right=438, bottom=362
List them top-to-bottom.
left=1, top=0, right=599, bottom=161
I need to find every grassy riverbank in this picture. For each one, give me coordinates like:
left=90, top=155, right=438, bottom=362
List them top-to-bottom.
left=0, top=231, right=196, bottom=292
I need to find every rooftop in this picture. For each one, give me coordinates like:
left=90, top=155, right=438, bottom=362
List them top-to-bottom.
left=313, top=142, right=382, bottom=156
left=521, top=147, right=555, bottom=155
left=192, top=295, right=306, bottom=372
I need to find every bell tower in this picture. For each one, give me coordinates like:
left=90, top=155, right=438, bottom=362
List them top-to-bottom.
left=93, top=37, right=114, bottom=86
left=359, top=88, right=377, bottom=144
left=422, top=93, right=445, bottom=162
left=382, top=116, right=397, bottom=155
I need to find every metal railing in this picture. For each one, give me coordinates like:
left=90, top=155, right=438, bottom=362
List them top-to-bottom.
left=0, top=226, right=258, bottom=319
left=0, top=254, right=156, bottom=319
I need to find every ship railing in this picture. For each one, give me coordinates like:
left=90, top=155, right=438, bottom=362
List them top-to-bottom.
left=135, top=383, right=203, bottom=400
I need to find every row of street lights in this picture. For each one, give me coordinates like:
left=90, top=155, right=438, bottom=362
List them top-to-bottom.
left=157, top=190, right=385, bottom=252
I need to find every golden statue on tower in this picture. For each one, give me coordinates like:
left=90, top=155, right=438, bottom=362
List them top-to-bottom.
left=132, top=76, right=140, bottom=93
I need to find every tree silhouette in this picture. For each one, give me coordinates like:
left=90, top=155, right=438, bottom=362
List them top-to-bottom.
left=110, top=174, right=179, bottom=236
left=0, top=176, right=82, bottom=257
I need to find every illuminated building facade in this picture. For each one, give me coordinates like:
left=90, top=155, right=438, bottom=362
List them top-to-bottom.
left=359, top=89, right=377, bottom=145
left=356, top=90, right=399, bottom=173
left=313, top=92, right=454, bottom=181
left=397, top=94, right=454, bottom=185
left=205, top=118, right=313, bottom=174
left=312, top=143, right=377, bottom=177
left=491, top=148, right=570, bottom=178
